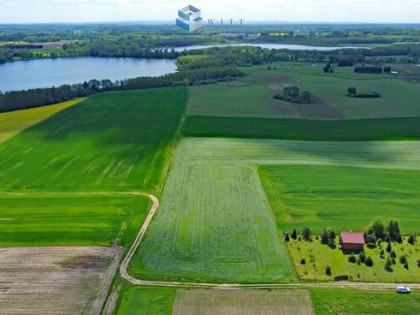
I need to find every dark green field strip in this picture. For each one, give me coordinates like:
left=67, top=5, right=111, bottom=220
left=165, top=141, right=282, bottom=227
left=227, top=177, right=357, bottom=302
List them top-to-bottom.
left=0, top=87, right=188, bottom=192
left=184, top=116, right=420, bottom=141
left=0, top=195, right=150, bottom=247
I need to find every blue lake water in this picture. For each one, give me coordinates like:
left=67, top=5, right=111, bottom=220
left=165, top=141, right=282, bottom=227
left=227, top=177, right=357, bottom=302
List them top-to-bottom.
left=173, top=43, right=368, bottom=51
left=0, top=57, right=177, bottom=92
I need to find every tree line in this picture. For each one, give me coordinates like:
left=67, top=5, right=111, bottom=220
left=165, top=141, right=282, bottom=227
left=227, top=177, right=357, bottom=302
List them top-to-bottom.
left=0, top=66, right=243, bottom=113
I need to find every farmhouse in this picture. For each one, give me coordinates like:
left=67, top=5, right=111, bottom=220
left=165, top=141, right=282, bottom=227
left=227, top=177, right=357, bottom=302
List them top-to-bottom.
left=340, top=232, right=365, bottom=251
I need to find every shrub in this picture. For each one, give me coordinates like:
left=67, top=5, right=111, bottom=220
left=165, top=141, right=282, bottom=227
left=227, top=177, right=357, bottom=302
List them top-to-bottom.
left=283, top=86, right=300, bottom=97
left=347, top=87, right=357, bottom=96
left=300, top=90, right=311, bottom=103
left=367, top=219, right=385, bottom=239
left=388, top=220, right=401, bottom=241
left=302, top=227, right=311, bottom=241
left=291, top=228, right=297, bottom=240
left=365, top=233, right=377, bottom=245
left=396, top=234, right=403, bottom=244
left=408, top=234, right=416, bottom=245
left=386, top=242, right=392, bottom=253
left=380, top=249, right=385, bottom=258
left=390, top=250, right=396, bottom=259
left=359, top=251, right=366, bottom=263
left=348, top=253, right=357, bottom=263
left=400, top=255, right=407, bottom=265
left=365, top=257, right=374, bottom=267
left=385, top=257, right=393, bottom=272
left=300, top=258, right=306, bottom=265
left=417, top=259, right=420, bottom=268
left=404, top=263, right=409, bottom=270
left=325, top=266, right=331, bottom=276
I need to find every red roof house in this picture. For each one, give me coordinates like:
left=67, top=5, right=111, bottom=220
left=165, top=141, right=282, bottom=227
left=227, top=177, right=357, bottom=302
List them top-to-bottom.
left=340, top=232, right=365, bottom=251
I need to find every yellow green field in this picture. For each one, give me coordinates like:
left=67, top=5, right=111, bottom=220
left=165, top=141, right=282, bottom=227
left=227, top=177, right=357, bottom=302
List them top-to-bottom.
left=0, top=98, right=84, bottom=144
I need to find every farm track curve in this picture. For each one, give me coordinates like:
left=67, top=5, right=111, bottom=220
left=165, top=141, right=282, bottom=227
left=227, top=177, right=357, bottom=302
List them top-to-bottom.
left=3, top=190, right=420, bottom=291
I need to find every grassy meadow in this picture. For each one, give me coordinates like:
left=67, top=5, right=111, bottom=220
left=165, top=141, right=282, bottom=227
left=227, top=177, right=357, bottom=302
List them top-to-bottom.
left=188, top=64, right=420, bottom=120
left=0, top=88, right=187, bottom=192
left=0, top=98, right=84, bottom=144
left=259, top=165, right=420, bottom=233
left=0, top=194, right=150, bottom=247
left=288, top=237, right=420, bottom=282
left=310, top=288, right=420, bottom=315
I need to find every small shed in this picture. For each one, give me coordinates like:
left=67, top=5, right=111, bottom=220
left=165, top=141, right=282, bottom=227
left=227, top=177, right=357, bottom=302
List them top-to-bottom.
left=340, top=232, right=365, bottom=251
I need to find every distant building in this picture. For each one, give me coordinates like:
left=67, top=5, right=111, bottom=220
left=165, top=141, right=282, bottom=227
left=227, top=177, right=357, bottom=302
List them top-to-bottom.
left=340, top=232, right=365, bottom=251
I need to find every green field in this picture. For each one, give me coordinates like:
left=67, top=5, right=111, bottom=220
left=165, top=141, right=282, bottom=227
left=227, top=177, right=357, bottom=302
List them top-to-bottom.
left=187, top=64, right=420, bottom=120
left=0, top=88, right=187, bottom=192
left=0, top=98, right=84, bottom=144
left=184, top=116, right=420, bottom=141
left=128, top=137, right=420, bottom=283
left=128, top=138, right=295, bottom=283
left=259, top=165, right=420, bottom=233
left=0, top=194, right=150, bottom=247
left=112, top=284, right=175, bottom=315
left=310, top=288, right=420, bottom=315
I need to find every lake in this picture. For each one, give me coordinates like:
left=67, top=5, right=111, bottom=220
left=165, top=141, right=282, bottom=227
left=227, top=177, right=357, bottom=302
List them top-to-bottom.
left=172, top=43, right=368, bottom=51
left=0, top=57, right=177, bottom=92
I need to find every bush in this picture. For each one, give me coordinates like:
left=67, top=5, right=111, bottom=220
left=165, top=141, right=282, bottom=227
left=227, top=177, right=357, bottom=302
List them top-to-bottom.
left=283, top=86, right=300, bottom=97
left=300, top=90, right=311, bottom=103
left=302, top=227, right=311, bottom=241
left=291, top=228, right=297, bottom=240
left=284, top=232, right=290, bottom=242
left=408, top=234, right=416, bottom=245
left=386, top=242, right=392, bottom=253
left=380, top=249, right=385, bottom=258
left=390, top=250, right=396, bottom=259
left=359, top=251, right=366, bottom=263
left=348, top=253, right=357, bottom=263
left=400, top=255, right=407, bottom=265
left=365, top=257, right=374, bottom=267
left=385, top=257, right=393, bottom=272
left=300, top=258, right=306, bottom=265
left=417, top=259, right=420, bottom=268
left=404, top=263, right=409, bottom=270
left=325, top=266, right=331, bottom=276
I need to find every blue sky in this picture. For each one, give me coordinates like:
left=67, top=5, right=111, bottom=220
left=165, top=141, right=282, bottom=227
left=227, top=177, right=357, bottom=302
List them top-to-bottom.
left=1, top=0, right=419, bottom=24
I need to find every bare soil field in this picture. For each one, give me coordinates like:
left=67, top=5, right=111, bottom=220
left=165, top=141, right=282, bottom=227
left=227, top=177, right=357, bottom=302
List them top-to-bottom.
left=0, top=246, right=122, bottom=315
left=172, top=289, right=314, bottom=315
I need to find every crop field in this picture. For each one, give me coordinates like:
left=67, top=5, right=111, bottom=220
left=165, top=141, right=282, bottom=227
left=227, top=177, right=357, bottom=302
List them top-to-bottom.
left=187, top=64, right=420, bottom=120
left=0, top=88, right=187, bottom=192
left=0, top=98, right=84, bottom=144
left=184, top=116, right=420, bottom=141
left=128, top=137, right=420, bottom=283
left=259, top=165, right=420, bottom=233
left=0, top=194, right=150, bottom=247
left=0, top=246, right=122, bottom=314
left=112, top=284, right=175, bottom=315
left=310, top=288, right=420, bottom=315
left=173, top=289, right=314, bottom=315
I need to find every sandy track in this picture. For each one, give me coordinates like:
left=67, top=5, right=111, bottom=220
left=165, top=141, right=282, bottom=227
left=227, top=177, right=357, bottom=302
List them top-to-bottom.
left=119, top=193, right=420, bottom=290
left=0, top=246, right=122, bottom=315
